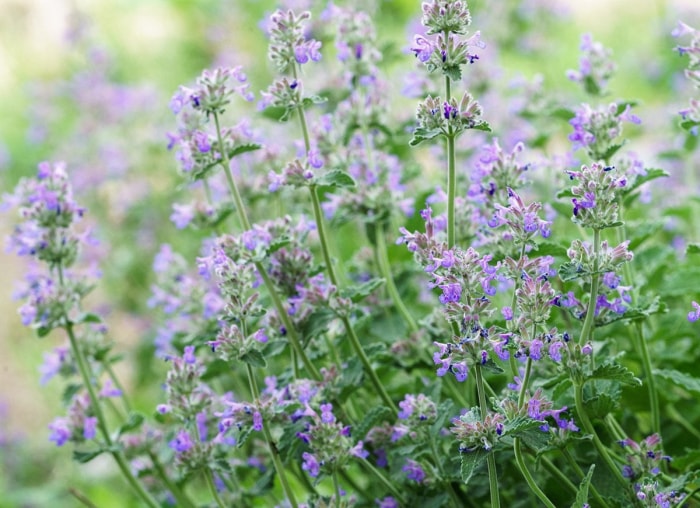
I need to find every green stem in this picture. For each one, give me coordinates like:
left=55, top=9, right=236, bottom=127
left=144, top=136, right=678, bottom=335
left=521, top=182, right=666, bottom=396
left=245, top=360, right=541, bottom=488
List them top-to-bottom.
left=212, top=111, right=319, bottom=381
left=213, top=112, right=251, bottom=232
left=446, top=132, right=457, bottom=249
left=309, top=186, right=338, bottom=287
left=615, top=214, right=660, bottom=435
left=375, top=225, right=419, bottom=334
left=579, top=228, right=601, bottom=346
left=342, top=314, right=397, bottom=414
left=65, top=321, right=160, bottom=508
left=103, top=360, right=132, bottom=413
left=245, top=362, right=299, bottom=508
left=474, top=365, right=500, bottom=508
left=573, top=381, right=629, bottom=491
left=666, top=404, right=700, bottom=440
left=428, top=435, right=461, bottom=507
left=514, top=438, right=556, bottom=508
left=560, top=448, right=610, bottom=508
left=148, top=451, right=196, bottom=508
left=539, top=456, right=577, bottom=496
left=360, top=458, right=407, bottom=505
left=204, top=468, right=227, bottom=508
left=332, top=470, right=342, bottom=508
left=68, top=488, right=99, bottom=508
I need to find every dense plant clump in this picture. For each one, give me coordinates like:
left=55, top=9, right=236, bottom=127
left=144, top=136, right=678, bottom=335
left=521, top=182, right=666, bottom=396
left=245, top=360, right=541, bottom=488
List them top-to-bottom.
left=4, top=1, right=700, bottom=507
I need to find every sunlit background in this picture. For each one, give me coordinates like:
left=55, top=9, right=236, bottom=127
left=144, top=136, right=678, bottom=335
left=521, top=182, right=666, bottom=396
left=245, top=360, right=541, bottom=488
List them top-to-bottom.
left=1, top=0, right=699, bottom=505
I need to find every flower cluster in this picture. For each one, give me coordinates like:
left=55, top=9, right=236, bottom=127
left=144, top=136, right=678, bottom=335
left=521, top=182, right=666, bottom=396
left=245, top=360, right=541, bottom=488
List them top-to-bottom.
left=411, top=0, right=484, bottom=81
left=673, top=22, right=700, bottom=124
left=566, top=33, right=616, bottom=96
left=568, top=103, right=641, bottom=161
left=566, top=162, right=627, bottom=229
left=487, top=188, right=551, bottom=245
left=297, top=403, right=368, bottom=478
left=451, top=408, right=504, bottom=452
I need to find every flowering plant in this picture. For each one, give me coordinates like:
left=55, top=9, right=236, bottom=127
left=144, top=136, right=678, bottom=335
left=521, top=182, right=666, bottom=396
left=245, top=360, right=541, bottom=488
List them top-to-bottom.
left=3, top=1, right=700, bottom=507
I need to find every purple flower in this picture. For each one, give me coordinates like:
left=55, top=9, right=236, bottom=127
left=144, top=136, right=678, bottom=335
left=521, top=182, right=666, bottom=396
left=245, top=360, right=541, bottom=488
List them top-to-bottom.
left=438, top=282, right=462, bottom=304
left=688, top=301, right=700, bottom=322
left=183, top=346, right=196, bottom=364
left=253, top=411, right=263, bottom=431
left=83, top=417, right=98, bottom=440
left=48, top=418, right=71, bottom=446
left=169, top=430, right=194, bottom=453
left=302, top=452, right=320, bottom=477
left=403, top=459, right=426, bottom=482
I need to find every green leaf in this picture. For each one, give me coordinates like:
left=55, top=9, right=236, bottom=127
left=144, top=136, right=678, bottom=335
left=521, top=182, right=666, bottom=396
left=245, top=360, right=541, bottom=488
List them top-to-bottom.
left=443, top=64, right=462, bottom=82
left=583, top=75, right=601, bottom=96
left=303, top=95, right=327, bottom=106
left=261, top=105, right=289, bottom=122
left=548, top=106, right=575, bottom=121
left=680, top=119, right=700, bottom=131
left=470, top=121, right=492, bottom=132
left=409, top=126, right=444, bottom=146
left=229, top=143, right=262, bottom=159
left=599, top=143, right=624, bottom=161
left=621, top=168, right=669, bottom=205
left=315, top=170, right=356, bottom=189
left=531, top=241, right=570, bottom=258
left=687, top=243, right=700, bottom=256
left=559, top=261, right=588, bottom=281
left=339, top=278, right=385, bottom=303
left=298, top=308, right=335, bottom=344
left=74, top=312, right=103, bottom=324
left=36, top=325, right=53, bottom=338
left=240, top=349, right=267, bottom=368
left=337, top=357, right=364, bottom=400
left=201, top=358, right=232, bottom=381
left=481, top=358, right=504, bottom=374
left=588, top=362, right=641, bottom=387
left=653, top=369, right=700, bottom=395
left=62, top=383, right=82, bottom=406
left=582, top=392, right=620, bottom=420
left=430, top=400, right=456, bottom=438
left=355, top=406, right=394, bottom=440
left=117, top=412, right=145, bottom=437
left=503, top=416, right=545, bottom=437
left=277, top=420, right=307, bottom=463
left=236, top=426, right=254, bottom=448
left=73, top=449, right=106, bottom=464
left=460, top=449, right=488, bottom=485
left=572, top=464, right=595, bottom=508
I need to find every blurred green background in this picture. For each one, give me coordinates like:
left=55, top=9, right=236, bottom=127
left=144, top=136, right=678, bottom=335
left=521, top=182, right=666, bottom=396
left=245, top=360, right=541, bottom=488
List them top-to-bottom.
left=0, top=0, right=698, bottom=505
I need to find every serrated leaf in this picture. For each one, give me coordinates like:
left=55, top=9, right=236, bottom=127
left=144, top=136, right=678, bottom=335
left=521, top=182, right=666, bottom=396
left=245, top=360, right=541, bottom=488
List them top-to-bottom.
left=470, top=121, right=492, bottom=132
left=409, top=126, right=444, bottom=146
left=229, top=143, right=262, bottom=159
left=599, top=143, right=624, bottom=161
left=621, top=168, right=669, bottom=205
left=315, top=170, right=356, bottom=189
left=267, top=236, right=291, bottom=254
left=559, top=261, right=588, bottom=281
left=339, top=278, right=385, bottom=303
left=596, top=296, right=666, bottom=326
left=240, top=349, right=267, bottom=368
left=481, top=358, right=504, bottom=374
left=588, top=362, right=641, bottom=386
left=653, top=369, right=700, bottom=395
left=582, top=392, right=620, bottom=420
left=356, top=406, right=394, bottom=440
left=117, top=412, right=145, bottom=436
left=503, top=416, right=545, bottom=436
left=236, top=426, right=255, bottom=448
left=73, top=449, right=106, bottom=464
left=460, top=449, right=488, bottom=485
left=672, top=449, right=700, bottom=470
left=572, top=464, right=595, bottom=508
